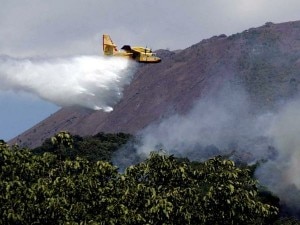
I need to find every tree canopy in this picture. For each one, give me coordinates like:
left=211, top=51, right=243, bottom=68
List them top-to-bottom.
left=0, top=134, right=282, bottom=225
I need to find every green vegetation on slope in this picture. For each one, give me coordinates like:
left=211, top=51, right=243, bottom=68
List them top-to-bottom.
left=33, top=131, right=132, bottom=162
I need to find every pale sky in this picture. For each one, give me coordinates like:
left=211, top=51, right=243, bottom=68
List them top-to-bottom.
left=1, top=0, right=300, bottom=140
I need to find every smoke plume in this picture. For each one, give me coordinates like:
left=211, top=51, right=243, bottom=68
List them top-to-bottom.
left=0, top=55, right=136, bottom=111
left=113, top=84, right=300, bottom=216
left=113, top=84, right=273, bottom=166
left=131, top=85, right=274, bottom=162
left=256, top=98, right=300, bottom=215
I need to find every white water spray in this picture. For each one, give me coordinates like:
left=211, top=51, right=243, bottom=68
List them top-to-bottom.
left=0, top=55, right=136, bottom=111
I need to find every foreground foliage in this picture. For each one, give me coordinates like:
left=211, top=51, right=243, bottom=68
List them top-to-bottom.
left=0, top=136, right=281, bottom=225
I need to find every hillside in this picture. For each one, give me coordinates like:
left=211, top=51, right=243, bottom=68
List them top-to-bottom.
left=10, top=20, right=300, bottom=148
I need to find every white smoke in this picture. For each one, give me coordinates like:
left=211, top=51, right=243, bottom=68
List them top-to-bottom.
left=0, top=55, right=136, bottom=111
left=113, top=84, right=300, bottom=215
left=113, top=85, right=274, bottom=168
left=135, top=85, right=273, bottom=161
left=256, top=98, right=300, bottom=213
left=266, top=99, right=300, bottom=189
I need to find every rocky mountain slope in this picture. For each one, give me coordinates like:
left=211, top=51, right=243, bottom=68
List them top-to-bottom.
left=10, top=20, right=300, bottom=148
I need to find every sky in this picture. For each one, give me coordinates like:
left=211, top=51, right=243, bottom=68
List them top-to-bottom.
left=1, top=0, right=300, bottom=141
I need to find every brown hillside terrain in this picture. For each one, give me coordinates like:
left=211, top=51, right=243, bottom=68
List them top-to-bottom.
left=10, top=20, right=300, bottom=148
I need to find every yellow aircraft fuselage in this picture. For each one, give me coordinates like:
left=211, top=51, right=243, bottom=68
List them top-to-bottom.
left=103, top=34, right=161, bottom=63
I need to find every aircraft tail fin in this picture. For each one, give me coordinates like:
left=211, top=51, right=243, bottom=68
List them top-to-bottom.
left=103, top=34, right=118, bottom=55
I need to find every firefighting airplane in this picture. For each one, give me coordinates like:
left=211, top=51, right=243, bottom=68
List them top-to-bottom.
left=103, top=34, right=161, bottom=63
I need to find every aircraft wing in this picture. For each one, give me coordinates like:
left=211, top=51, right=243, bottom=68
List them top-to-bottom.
left=120, top=44, right=160, bottom=63
left=121, top=45, right=140, bottom=59
left=121, top=45, right=133, bottom=52
left=122, top=45, right=148, bottom=53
